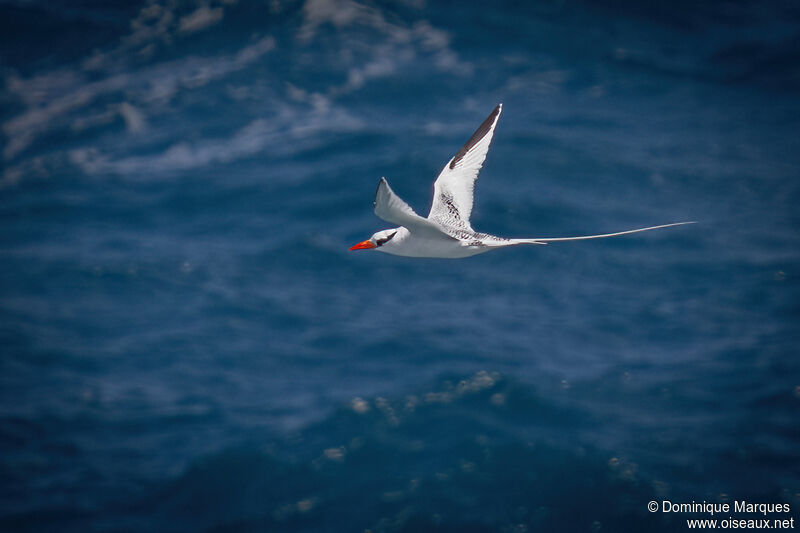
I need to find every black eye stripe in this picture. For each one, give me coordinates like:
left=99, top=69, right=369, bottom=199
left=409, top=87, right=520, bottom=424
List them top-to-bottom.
left=375, top=231, right=397, bottom=246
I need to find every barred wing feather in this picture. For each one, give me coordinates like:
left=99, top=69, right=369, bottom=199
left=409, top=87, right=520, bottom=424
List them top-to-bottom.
left=428, top=104, right=502, bottom=232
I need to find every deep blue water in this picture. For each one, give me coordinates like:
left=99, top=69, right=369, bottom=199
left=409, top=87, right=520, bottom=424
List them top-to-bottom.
left=2, top=1, right=799, bottom=531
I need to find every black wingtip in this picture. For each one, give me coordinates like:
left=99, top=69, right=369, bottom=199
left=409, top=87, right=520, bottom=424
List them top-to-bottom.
left=449, top=105, right=503, bottom=170
left=373, top=177, right=388, bottom=208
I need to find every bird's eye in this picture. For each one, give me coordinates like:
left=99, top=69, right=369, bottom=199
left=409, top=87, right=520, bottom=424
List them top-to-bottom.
left=375, top=231, right=397, bottom=246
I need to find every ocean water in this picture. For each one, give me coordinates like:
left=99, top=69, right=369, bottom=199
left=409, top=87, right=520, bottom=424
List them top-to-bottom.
left=1, top=1, right=799, bottom=531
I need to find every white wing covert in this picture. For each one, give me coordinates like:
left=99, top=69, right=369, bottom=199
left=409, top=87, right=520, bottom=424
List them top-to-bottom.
left=428, top=104, right=503, bottom=232
left=373, top=178, right=455, bottom=239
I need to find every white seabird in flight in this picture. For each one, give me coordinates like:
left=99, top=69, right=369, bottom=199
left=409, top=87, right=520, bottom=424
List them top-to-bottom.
left=350, top=104, right=693, bottom=258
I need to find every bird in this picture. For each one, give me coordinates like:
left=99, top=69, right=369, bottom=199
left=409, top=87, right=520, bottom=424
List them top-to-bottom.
left=350, top=104, right=694, bottom=258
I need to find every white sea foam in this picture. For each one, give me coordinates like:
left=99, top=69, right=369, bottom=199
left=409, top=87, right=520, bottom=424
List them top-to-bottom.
left=2, top=0, right=470, bottom=185
left=178, top=5, right=224, bottom=34
left=3, top=36, right=275, bottom=163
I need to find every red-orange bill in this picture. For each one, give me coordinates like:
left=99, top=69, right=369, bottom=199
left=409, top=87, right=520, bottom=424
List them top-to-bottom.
left=349, top=240, right=376, bottom=251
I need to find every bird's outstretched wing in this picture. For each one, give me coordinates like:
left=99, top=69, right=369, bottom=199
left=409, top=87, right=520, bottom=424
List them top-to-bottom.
left=428, top=104, right=503, bottom=232
left=374, top=178, right=456, bottom=239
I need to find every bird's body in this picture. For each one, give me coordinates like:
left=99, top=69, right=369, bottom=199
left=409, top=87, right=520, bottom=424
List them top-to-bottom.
left=350, top=104, right=693, bottom=258
left=373, top=226, right=524, bottom=259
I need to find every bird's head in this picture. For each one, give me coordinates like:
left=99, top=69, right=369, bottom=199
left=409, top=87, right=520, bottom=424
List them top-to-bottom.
left=349, top=228, right=399, bottom=251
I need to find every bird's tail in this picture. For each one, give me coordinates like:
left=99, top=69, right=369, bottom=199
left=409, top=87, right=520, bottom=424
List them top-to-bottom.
left=508, top=221, right=695, bottom=245
left=507, top=239, right=547, bottom=245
